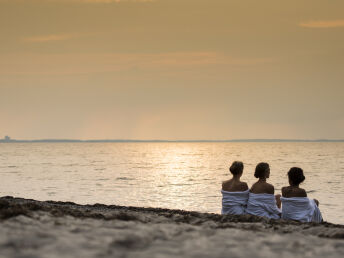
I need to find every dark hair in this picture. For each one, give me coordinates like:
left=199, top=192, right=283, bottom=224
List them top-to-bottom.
left=229, top=161, right=244, bottom=175
left=254, top=162, right=269, bottom=178
left=288, top=167, right=305, bottom=185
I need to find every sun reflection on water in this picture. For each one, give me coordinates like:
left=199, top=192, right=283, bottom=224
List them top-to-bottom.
left=0, top=142, right=343, bottom=224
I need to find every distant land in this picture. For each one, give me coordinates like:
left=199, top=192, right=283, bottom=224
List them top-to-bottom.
left=1, top=136, right=344, bottom=143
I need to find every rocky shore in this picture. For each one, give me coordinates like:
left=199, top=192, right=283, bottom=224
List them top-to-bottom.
left=0, top=196, right=343, bottom=258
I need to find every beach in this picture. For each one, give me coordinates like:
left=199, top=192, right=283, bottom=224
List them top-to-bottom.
left=0, top=196, right=343, bottom=258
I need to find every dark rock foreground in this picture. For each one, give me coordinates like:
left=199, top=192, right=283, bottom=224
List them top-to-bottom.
left=0, top=196, right=343, bottom=258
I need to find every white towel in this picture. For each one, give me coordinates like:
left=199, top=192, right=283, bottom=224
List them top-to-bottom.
left=221, top=189, right=249, bottom=215
left=246, top=192, right=281, bottom=219
left=281, top=197, right=323, bottom=223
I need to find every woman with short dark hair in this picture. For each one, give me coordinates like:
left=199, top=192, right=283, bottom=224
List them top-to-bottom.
left=221, top=161, right=249, bottom=215
left=254, top=162, right=270, bottom=180
left=280, top=167, right=323, bottom=222
left=282, top=167, right=307, bottom=197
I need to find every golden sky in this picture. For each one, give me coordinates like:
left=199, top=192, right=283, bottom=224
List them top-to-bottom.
left=1, top=0, right=343, bottom=140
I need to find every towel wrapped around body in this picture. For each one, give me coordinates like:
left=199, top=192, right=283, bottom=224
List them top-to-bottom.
left=221, top=189, right=249, bottom=215
left=246, top=192, right=281, bottom=219
left=280, top=197, right=323, bottom=223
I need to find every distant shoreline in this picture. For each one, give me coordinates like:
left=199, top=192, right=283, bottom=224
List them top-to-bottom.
left=1, top=139, right=344, bottom=143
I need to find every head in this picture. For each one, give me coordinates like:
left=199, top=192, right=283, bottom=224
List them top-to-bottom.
left=229, top=161, right=244, bottom=177
left=254, top=162, right=270, bottom=179
left=287, top=167, right=305, bottom=186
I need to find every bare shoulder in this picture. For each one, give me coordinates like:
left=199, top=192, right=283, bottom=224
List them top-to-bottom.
left=222, top=179, right=236, bottom=191
left=222, top=179, right=232, bottom=184
left=222, top=180, right=229, bottom=189
left=239, top=182, right=249, bottom=191
left=250, top=182, right=257, bottom=192
left=250, top=182, right=273, bottom=194
left=266, top=183, right=275, bottom=194
left=281, top=186, right=288, bottom=197
left=282, top=186, right=307, bottom=197
left=298, top=188, right=307, bottom=197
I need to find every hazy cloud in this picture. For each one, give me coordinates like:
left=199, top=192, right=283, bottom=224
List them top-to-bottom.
left=0, top=0, right=155, bottom=3
left=1, top=0, right=343, bottom=139
left=49, top=0, right=155, bottom=3
left=83, top=0, right=155, bottom=2
left=299, top=19, right=344, bottom=28
left=23, top=34, right=76, bottom=42
left=0, top=52, right=274, bottom=75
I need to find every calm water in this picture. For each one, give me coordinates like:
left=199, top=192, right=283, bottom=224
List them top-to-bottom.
left=0, top=142, right=343, bottom=224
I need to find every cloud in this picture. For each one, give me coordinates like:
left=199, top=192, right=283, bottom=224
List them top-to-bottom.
left=0, top=0, right=155, bottom=3
left=49, top=0, right=155, bottom=3
left=82, top=0, right=155, bottom=2
left=299, top=19, right=344, bottom=28
left=23, top=34, right=76, bottom=42
left=0, top=52, right=274, bottom=76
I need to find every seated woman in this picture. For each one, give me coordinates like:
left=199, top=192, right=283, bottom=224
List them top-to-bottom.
left=221, top=161, right=249, bottom=215
left=246, top=162, right=281, bottom=219
left=281, top=167, right=322, bottom=223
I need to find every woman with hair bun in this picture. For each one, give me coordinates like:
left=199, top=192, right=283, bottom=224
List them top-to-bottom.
left=221, top=161, right=249, bottom=215
left=245, top=162, right=281, bottom=219
left=280, top=167, right=323, bottom=223
left=281, top=167, right=307, bottom=198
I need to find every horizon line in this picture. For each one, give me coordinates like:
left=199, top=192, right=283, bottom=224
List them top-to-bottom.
left=1, top=137, right=344, bottom=143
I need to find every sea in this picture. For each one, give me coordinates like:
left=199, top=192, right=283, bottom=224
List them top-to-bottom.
left=0, top=142, right=343, bottom=224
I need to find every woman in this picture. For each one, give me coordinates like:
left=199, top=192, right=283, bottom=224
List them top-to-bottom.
left=221, top=161, right=249, bottom=215
left=245, top=162, right=281, bottom=219
left=280, top=167, right=322, bottom=223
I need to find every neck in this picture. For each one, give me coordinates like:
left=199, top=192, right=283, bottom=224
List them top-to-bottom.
left=232, top=174, right=241, bottom=181
left=258, top=178, right=267, bottom=182
left=290, top=184, right=299, bottom=188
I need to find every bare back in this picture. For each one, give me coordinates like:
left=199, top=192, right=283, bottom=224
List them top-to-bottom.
left=222, top=179, right=248, bottom=192
left=250, top=181, right=275, bottom=194
left=282, top=186, right=307, bottom=198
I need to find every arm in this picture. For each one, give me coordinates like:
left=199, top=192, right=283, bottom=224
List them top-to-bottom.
left=281, top=187, right=287, bottom=197
left=275, top=194, right=281, bottom=209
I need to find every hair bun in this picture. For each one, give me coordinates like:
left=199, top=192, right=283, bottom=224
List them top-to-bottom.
left=229, top=161, right=244, bottom=175
left=288, top=167, right=305, bottom=185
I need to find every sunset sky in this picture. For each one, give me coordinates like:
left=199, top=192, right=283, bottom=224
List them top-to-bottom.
left=1, top=0, right=343, bottom=140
